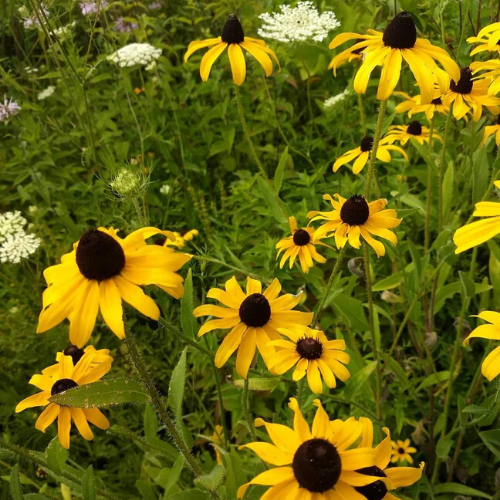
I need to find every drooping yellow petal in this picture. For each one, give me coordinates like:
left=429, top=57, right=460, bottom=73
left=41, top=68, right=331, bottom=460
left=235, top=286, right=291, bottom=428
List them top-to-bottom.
left=200, top=43, right=228, bottom=81
left=228, top=44, right=246, bottom=86
left=98, top=278, right=124, bottom=341
left=35, top=403, right=60, bottom=432
left=58, top=407, right=72, bottom=450
left=71, top=408, right=94, bottom=441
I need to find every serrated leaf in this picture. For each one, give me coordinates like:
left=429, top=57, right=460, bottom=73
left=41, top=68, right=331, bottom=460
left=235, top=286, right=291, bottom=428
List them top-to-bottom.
left=274, top=146, right=288, bottom=194
left=256, top=175, right=287, bottom=224
left=181, top=269, right=196, bottom=339
left=232, top=377, right=281, bottom=391
left=49, top=378, right=149, bottom=408
left=10, top=465, right=23, bottom=500
left=82, top=465, right=96, bottom=500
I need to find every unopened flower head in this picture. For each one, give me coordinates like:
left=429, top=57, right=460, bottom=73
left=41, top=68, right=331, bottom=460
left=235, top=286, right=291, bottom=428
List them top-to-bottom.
left=80, top=0, right=108, bottom=15
left=258, top=1, right=340, bottom=43
left=107, top=43, right=162, bottom=68
left=37, top=86, right=56, bottom=101
left=324, top=89, right=349, bottom=109
left=0, top=96, right=21, bottom=122
left=109, top=168, right=142, bottom=198
left=0, top=211, right=27, bottom=243
left=0, top=232, right=41, bottom=264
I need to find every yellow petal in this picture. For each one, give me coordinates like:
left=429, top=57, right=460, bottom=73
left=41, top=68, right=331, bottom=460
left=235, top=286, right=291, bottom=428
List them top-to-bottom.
left=200, top=43, right=227, bottom=81
left=99, top=278, right=124, bottom=340
left=58, top=407, right=72, bottom=450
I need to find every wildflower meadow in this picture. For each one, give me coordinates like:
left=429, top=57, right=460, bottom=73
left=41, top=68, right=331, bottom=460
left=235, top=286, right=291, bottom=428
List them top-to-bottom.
left=3, top=0, right=500, bottom=498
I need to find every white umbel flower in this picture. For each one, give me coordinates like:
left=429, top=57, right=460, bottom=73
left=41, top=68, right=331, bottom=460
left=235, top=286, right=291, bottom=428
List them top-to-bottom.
left=258, top=1, right=340, bottom=43
left=107, top=43, right=162, bottom=68
left=37, top=86, right=56, bottom=101
left=324, top=89, right=349, bottom=109
left=0, top=211, right=27, bottom=243
left=0, top=232, right=41, bottom=264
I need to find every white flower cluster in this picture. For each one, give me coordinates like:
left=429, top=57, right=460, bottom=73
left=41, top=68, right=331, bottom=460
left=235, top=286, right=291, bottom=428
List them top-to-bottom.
left=258, top=1, right=340, bottom=43
left=107, top=43, right=162, bottom=68
left=37, top=86, right=56, bottom=101
left=324, top=89, right=349, bottom=109
left=0, top=211, right=41, bottom=264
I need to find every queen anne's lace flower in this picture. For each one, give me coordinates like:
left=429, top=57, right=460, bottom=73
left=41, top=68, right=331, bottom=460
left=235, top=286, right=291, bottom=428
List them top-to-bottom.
left=258, top=1, right=340, bottom=43
left=107, top=43, right=162, bottom=68
left=324, top=89, right=349, bottom=109
left=0, top=212, right=27, bottom=242
left=0, top=233, right=41, bottom=264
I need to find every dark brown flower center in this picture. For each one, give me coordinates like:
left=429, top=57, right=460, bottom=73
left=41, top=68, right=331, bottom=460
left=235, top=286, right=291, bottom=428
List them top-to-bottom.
left=382, top=12, right=417, bottom=49
left=221, top=14, right=244, bottom=44
left=450, top=68, right=473, bottom=95
left=431, top=97, right=442, bottom=105
left=497, top=115, right=500, bottom=125
left=407, top=120, right=422, bottom=135
left=360, top=136, right=374, bottom=152
left=340, top=195, right=370, bottom=226
left=76, top=229, right=125, bottom=281
left=293, top=229, right=311, bottom=246
left=238, top=293, right=271, bottom=327
left=296, top=337, right=323, bottom=360
left=64, top=345, right=85, bottom=365
left=51, top=378, right=78, bottom=396
left=292, top=439, right=341, bottom=492
left=398, top=447, right=405, bottom=454
left=354, top=466, right=388, bottom=500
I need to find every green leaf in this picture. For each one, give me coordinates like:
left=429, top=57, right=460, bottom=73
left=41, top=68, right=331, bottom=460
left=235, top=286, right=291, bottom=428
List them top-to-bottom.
left=410, top=138, right=437, bottom=175
left=274, top=146, right=288, bottom=194
left=472, top=146, right=489, bottom=204
left=442, top=161, right=455, bottom=222
left=256, top=175, right=287, bottom=224
left=181, top=269, right=196, bottom=339
left=458, top=271, right=475, bottom=299
left=372, top=272, right=403, bottom=292
left=331, top=294, right=369, bottom=331
left=168, top=348, right=191, bottom=446
left=344, top=361, right=377, bottom=399
left=417, top=371, right=450, bottom=392
left=49, top=377, right=149, bottom=408
left=233, top=377, right=281, bottom=391
left=144, top=403, right=159, bottom=440
left=46, top=437, right=68, bottom=476
left=435, top=437, right=453, bottom=459
left=162, top=456, right=184, bottom=498
left=194, top=464, right=225, bottom=492
left=10, top=465, right=23, bottom=500
left=82, top=465, right=96, bottom=500
left=433, top=482, right=492, bottom=498
left=24, top=495, right=52, bottom=499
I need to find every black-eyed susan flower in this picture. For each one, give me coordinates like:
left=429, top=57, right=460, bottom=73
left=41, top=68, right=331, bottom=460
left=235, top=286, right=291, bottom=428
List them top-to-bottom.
left=329, top=12, right=460, bottom=102
left=184, top=14, right=279, bottom=86
left=467, top=22, right=500, bottom=56
left=327, top=39, right=364, bottom=73
left=470, top=59, right=500, bottom=96
left=442, top=67, right=500, bottom=121
left=395, top=91, right=450, bottom=120
left=482, top=116, right=500, bottom=146
left=385, top=120, right=442, bottom=146
left=333, top=136, right=408, bottom=174
left=453, top=182, right=500, bottom=253
left=308, top=194, right=402, bottom=257
left=276, top=216, right=327, bottom=273
left=37, top=227, right=191, bottom=347
left=164, top=229, right=199, bottom=249
left=193, top=277, right=313, bottom=378
left=463, top=310, right=500, bottom=381
left=270, top=325, right=350, bottom=394
left=42, top=345, right=113, bottom=376
left=15, top=349, right=113, bottom=449
left=237, top=398, right=380, bottom=499
left=353, top=417, right=423, bottom=499
left=391, top=439, right=417, bottom=464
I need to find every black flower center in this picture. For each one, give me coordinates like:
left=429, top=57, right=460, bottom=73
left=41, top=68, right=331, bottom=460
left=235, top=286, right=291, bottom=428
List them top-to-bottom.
left=382, top=12, right=417, bottom=49
left=221, top=14, right=244, bottom=44
left=450, top=68, right=473, bottom=94
left=431, top=97, right=442, bottom=105
left=497, top=115, right=500, bottom=125
left=406, top=120, right=422, bottom=135
left=360, top=136, right=374, bottom=152
left=340, top=195, right=370, bottom=226
left=76, top=229, right=126, bottom=281
left=293, top=229, right=311, bottom=246
left=238, top=293, right=271, bottom=327
left=296, top=337, right=323, bottom=360
left=64, top=345, right=85, bottom=365
left=51, top=378, right=78, bottom=396
left=292, top=439, right=341, bottom=492
left=398, top=447, right=405, bottom=454
left=354, top=466, right=388, bottom=500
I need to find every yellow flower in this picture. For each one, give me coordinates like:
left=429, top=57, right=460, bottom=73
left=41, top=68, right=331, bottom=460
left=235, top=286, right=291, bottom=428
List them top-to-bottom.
left=329, top=12, right=460, bottom=102
left=184, top=14, right=279, bottom=86
left=467, top=22, right=500, bottom=56
left=327, top=39, right=364, bottom=72
left=470, top=59, right=500, bottom=96
left=442, top=67, right=500, bottom=121
left=394, top=90, right=450, bottom=120
left=482, top=116, right=500, bottom=146
left=385, top=120, right=443, bottom=146
left=333, top=136, right=408, bottom=174
left=453, top=181, right=500, bottom=253
left=308, top=194, right=402, bottom=257
left=276, top=216, right=327, bottom=273
left=37, top=227, right=191, bottom=346
left=165, top=229, right=199, bottom=249
left=193, top=277, right=313, bottom=378
left=463, top=310, right=500, bottom=381
left=270, top=325, right=350, bottom=394
left=15, top=348, right=113, bottom=449
left=238, top=398, right=380, bottom=499
left=354, top=417, right=423, bottom=498
left=212, top=425, right=225, bottom=464
left=391, top=439, right=417, bottom=464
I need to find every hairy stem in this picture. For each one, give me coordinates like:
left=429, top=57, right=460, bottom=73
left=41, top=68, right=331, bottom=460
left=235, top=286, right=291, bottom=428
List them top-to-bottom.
left=365, top=100, right=388, bottom=199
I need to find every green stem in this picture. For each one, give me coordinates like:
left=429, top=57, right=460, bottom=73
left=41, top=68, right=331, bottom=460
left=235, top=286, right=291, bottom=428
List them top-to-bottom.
left=234, top=84, right=269, bottom=181
left=357, top=92, right=367, bottom=136
left=365, top=100, right=388, bottom=199
left=438, top=107, right=453, bottom=232
left=424, top=116, right=436, bottom=254
left=132, top=197, right=147, bottom=226
left=363, top=242, right=383, bottom=421
left=313, top=245, right=348, bottom=324
left=191, top=255, right=267, bottom=282
left=158, top=317, right=214, bottom=358
left=243, top=378, right=256, bottom=441
left=297, top=378, right=306, bottom=408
